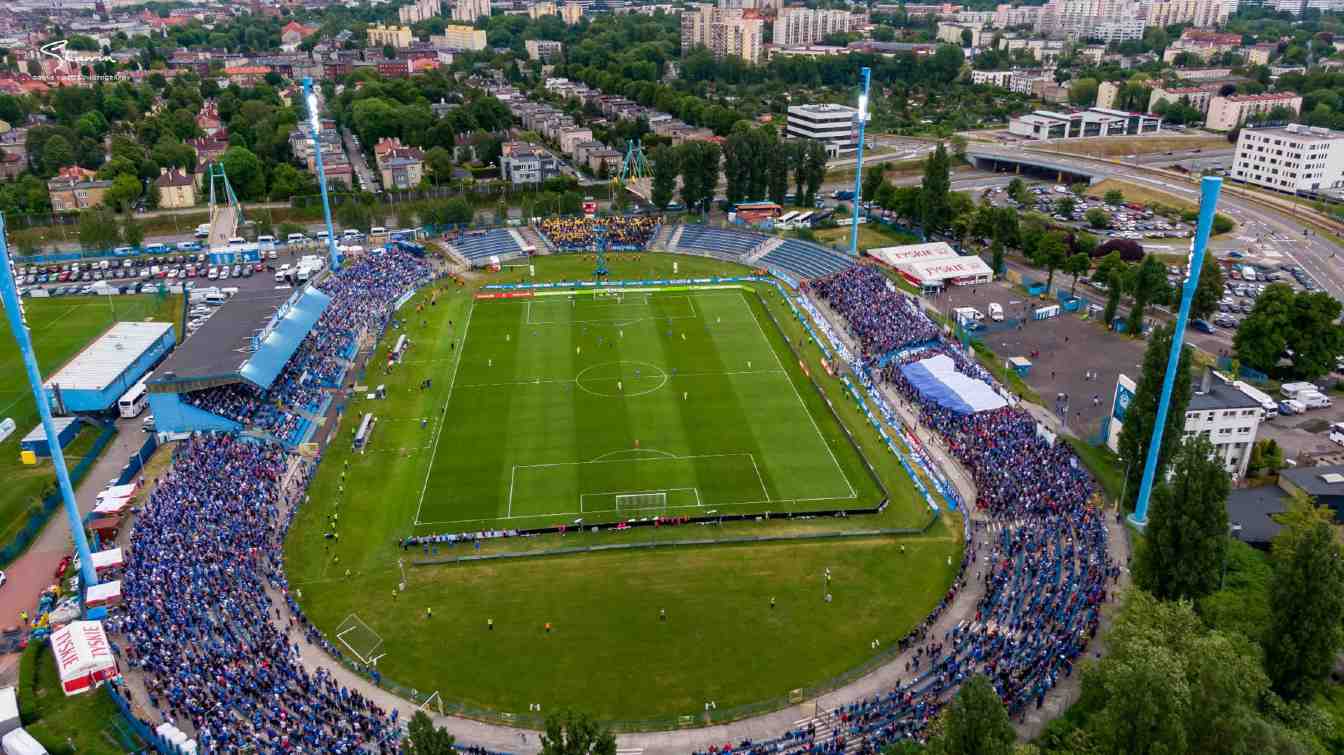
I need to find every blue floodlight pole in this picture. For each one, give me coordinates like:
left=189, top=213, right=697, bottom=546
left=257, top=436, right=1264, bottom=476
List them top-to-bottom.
left=849, top=66, right=872, bottom=258
left=303, top=77, right=341, bottom=272
left=1129, top=176, right=1223, bottom=527
left=0, top=214, right=101, bottom=605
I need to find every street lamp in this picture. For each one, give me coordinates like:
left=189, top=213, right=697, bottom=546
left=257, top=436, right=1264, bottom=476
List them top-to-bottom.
left=1221, top=521, right=1244, bottom=588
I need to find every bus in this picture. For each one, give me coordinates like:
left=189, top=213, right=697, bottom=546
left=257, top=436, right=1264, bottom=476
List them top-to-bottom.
left=776, top=211, right=799, bottom=229
left=794, top=211, right=815, bottom=228
left=117, top=377, right=150, bottom=418
left=354, top=412, right=375, bottom=451
left=1331, top=422, right=1344, bottom=448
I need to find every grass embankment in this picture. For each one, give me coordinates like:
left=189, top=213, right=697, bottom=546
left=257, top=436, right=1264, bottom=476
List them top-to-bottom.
left=1042, top=135, right=1229, bottom=158
left=812, top=222, right=920, bottom=253
left=285, top=253, right=960, bottom=723
left=0, top=295, right=179, bottom=562
left=20, top=641, right=141, bottom=753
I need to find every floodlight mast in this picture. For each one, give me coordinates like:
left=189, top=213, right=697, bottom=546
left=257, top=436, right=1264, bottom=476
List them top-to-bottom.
left=303, top=77, right=341, bottom=272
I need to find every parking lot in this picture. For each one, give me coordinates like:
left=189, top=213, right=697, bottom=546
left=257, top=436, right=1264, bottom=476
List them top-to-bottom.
left=983, top=184, right=1195, bottom=242
left=928, top=279, right=1148, bottom=440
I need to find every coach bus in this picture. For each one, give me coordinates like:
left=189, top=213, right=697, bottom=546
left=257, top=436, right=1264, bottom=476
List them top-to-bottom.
left=776, top=211, right=799, bottom=229
left=793, top=211, right=815, bottom=228
left=392, top=335, right=409, bottom=362
left=117, top=378, right=150, bottom=418
left=354, top=412, right=375, bottom=451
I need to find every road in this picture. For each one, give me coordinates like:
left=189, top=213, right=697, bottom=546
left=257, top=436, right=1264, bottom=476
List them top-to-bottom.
left=341, top=127, right=379, bottom=192
left=968, top=143, right=1344, bottom=301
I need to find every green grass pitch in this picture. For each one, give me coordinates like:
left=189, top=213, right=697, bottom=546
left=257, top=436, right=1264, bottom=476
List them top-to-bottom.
left=287, top=254, right=956, bottom=723
left=410, top=288, right=872, bottom=530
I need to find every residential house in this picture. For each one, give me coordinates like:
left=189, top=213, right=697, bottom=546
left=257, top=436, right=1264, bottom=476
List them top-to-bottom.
left=47, top=166, right=112, bottom=212
left=155, top=167, right=196, bottom=209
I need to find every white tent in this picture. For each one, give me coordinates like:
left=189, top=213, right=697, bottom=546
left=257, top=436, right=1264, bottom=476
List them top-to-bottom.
left=97, top=483, right=137, bottom=501
left=91, top=499, right=130, bottom=515
left=90, top=548, right=124, bottom=573
left=83, top=581, right=122, bottom=609
left=50, top=621, right=118, bottom=696
left=0, top=688, right=18, bottom=735
left=0, top=728, right=45, bottom=755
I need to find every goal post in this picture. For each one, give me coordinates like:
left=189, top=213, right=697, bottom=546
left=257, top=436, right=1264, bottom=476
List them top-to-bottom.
left=615, top=491, right=668, bottom=513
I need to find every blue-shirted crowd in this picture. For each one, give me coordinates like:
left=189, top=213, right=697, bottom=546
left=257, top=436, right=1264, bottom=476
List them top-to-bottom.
left=181, top=248, right=429, bottom=446
left=693, top=268, right=1118, bottom=755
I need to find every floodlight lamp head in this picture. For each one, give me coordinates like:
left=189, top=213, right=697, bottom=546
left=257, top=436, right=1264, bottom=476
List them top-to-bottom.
left=306, top=92, right=321, bottom=133
left=857, top=94, right=869, bottom=121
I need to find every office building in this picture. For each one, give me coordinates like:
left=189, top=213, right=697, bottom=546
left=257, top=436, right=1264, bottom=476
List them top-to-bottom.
left=681, top=4, right=765, bottom=64
left=1205, top=92, right=1302, bottom=131
left=786, top=103, right=857, bottom=157
left=1009, top=107, right=1162, bottom=139
left=1232, top=124, right=1344, bottom=194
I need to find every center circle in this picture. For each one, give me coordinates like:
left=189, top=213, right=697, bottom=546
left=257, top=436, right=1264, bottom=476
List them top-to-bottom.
left=575, top=360, right=669, bottom=397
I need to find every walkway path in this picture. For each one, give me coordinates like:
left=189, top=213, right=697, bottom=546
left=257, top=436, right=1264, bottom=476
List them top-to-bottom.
left=0, top=419, right=149, bottom=685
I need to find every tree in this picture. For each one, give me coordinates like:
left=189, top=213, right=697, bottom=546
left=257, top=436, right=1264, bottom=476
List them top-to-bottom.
left=1069, top=77, right=1100, bottom=107
left=42, top=134, right=75, bottom=175
left=948, top=134, right=968, bottom=161
left=802, top=140, right=827, bottom=206
left=766, top=142, right=789, bottom=206
left=919, top=144, right=952, bottom=234
left=220, top=146, right=265, bottom=200
left=424, top=146, right=454, bottom=185
left=651, top=146, right=678, bottom=211
left=862, top=163, right=885, bottom=201
left=268, top=164, right=316, bottom=201
left=104, top=174, right=143, bottom=213
left=1007, top=177, right=1030, bottom=206
left=1104, top=188, right=1125, bottom=206
left=443, top=196, right=473, bottom=224
left=1055, top=196, right=1076, bottom=217
left=77, top=207, right=121, bottom=250
left=1085, top=207, right=1109, bottom=229
left=122, top=218, right=145, bottom=249
left=1032, top=232, right=1068, bottom=292
left=989, top=240, right=1004, bottom=276
left=1064, top=252, right=1090, bottom=295
left=1096, top=252, right=1127, bottom=328
left=1191, top=252, right=1224, bottom=320
left=1126, top=255, right=1170, bottom=335
left=1235, top=284, right=1344, bottom=379
left=1117, top=323, right=1193, bottom=513
left=1134, top=434, right=1231, bottom=601
left=1265, top=495, right=1344, bottom=701
left=931, top=675, right=1015, bottom=755
left=403, top=710, right=455, bottom=754
left=539, top=711, right=616, bottom=755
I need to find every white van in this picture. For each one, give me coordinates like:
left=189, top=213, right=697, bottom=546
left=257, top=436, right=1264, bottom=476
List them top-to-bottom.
left=195, top=223, right=210, bottom=238
left=370, top=226, right=387, bottom=237
left=287, top=233, right=307, bottom=245
left=256, top=234, right=276, bottom=246
left=227, top=237, right=246, bottom=247
left=276, top=264, right=291, bottom=282
left=204, top=291, right=227, bottom=305
left=988, top=302, right=1004, bottom=321
left=953, top=306, right=984, bottom=323
left=1300, top=391, right=1333, bottom=409
left=1280, top=399, right=1307, bottom=416
left=1330, top=422, right=1344, bottom=447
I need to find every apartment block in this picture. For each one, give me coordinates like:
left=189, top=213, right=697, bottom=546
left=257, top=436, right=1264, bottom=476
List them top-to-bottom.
left=399, top=0, right=441, bottom=24
left=450, top=0, right=491, bottom=22
left=1035, top=0, right=1144, bottom=42
left=1145, top=0, right=1232, bottom=27
left=681, top=4, right=765, bottom=64
left=772, top=7, right=858, bottom=48
left=367, top=25, right=414, bottom=48
left=432, top=25, right=488, bottom=51
left=525, top=39, right=564, bottom=61
left=1148, top=85, right=1215, bottom=114
left=1205, top=92, right=1302, bottom=131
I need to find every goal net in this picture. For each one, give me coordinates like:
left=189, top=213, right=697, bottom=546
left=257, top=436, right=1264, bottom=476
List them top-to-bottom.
left=615, top=491, right=668, bottom=513
left=335, top=613, right=385, bottom=665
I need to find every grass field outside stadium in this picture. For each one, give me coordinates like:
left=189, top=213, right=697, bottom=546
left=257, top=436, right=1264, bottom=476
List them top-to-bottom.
left=285, top=253, right=961, bottom=724
left=0, top=294, right=179, bottom=557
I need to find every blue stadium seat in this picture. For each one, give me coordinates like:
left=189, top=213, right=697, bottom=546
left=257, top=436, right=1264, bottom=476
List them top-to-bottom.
left=452, top=229, right=526, bottom=261
left=760, top=239, right=856, bottom=280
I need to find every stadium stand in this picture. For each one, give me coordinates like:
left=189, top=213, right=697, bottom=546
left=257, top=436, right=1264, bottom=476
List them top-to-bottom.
left=536, top=215, right=661, bottom=251
left=672, top=225, right=767, bottom=259
left=446, top=228, right=527, bottom=263
left=758, top=239, right=854, bottom=279
left=711, top=266, right=1117, bottom=754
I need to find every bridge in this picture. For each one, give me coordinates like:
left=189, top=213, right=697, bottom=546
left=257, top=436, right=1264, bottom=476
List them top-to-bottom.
left=964, top=145, right=1103, bottom=186
left=204, top=163, right=243, bottom=249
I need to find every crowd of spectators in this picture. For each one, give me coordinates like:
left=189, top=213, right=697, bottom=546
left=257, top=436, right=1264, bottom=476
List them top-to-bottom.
left=537, top=215, right=661, bottom=251
left=178, top=247, right=430, bottom=446
left=808, top=267, right=940, bottom=360
left=701, top=291, right=1116, bottom=755
left=110, top=434, right=402, bottom=752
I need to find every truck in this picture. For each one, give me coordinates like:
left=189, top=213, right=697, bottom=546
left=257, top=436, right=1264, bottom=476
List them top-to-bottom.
left=831, top=190, right=855, bottom=201
left=988, top=302, right=1004, bottom=321
left=953, top=307, right=984, bottom=329
left=1234, top=380, right=1278, bottom=418
left=1281, top=381, right=1319, bottom=400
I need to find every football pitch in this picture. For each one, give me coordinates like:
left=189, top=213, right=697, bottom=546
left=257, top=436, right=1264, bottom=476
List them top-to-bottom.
left=409, top=288, right=875, bottom=530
